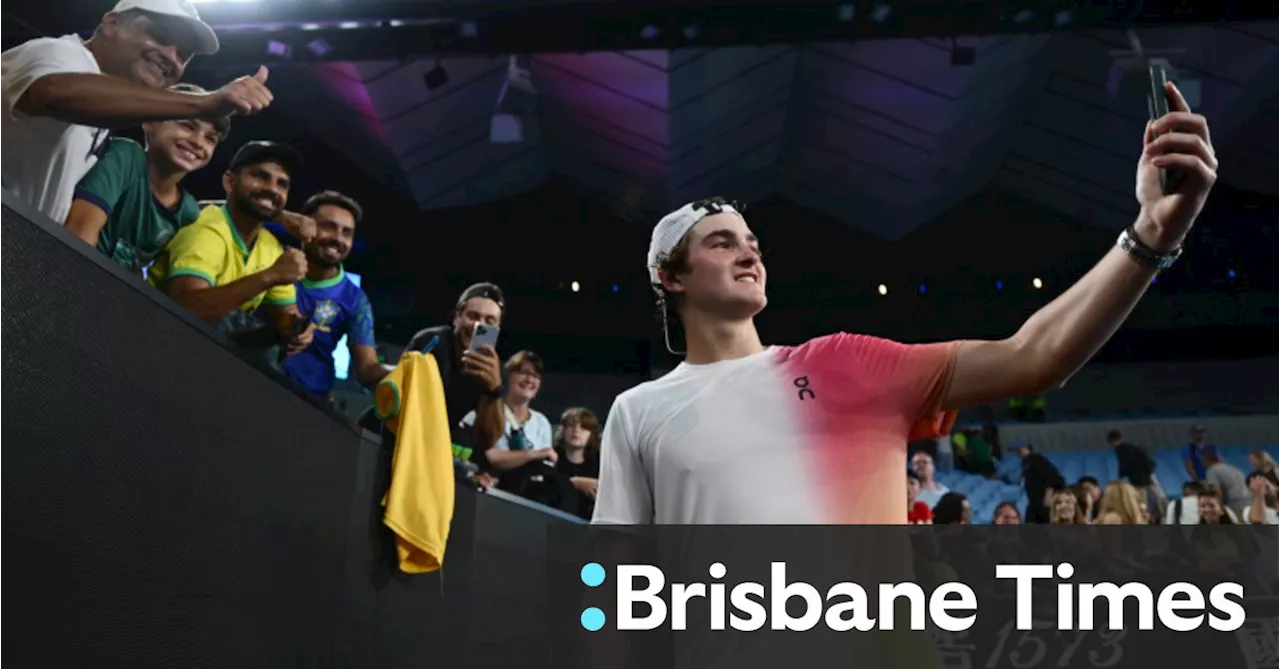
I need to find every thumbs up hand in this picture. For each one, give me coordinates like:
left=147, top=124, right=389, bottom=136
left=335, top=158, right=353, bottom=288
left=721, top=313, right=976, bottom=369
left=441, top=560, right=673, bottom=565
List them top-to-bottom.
left=202, top=66, right=275, bottom=119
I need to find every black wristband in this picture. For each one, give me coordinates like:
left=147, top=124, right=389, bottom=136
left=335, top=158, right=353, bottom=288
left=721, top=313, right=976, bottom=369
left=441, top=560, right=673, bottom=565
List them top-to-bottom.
left=1117, top=225, right=1182, bottom=271
left=484, top=386, right=503, bottom=398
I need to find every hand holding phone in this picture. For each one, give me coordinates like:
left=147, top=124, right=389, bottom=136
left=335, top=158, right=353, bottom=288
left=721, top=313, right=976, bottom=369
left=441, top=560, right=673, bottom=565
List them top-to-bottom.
left=1147, top=63, right=1185, bottom=195
left=462, top=323, right=503, bottom=392
left=470, top=323, right=500, bottom=352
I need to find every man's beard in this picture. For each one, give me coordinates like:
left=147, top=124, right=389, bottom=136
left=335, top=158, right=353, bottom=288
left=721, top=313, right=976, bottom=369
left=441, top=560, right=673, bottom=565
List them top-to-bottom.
left=232, top=189, right=283, bottom=222
left=306, top=241, right=346, bottom=268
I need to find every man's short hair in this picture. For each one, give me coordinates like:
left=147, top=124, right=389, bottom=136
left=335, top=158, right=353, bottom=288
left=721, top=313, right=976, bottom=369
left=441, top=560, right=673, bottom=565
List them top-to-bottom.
left=167, top=83, right=230, bottom=138
left=301, top=190, right=363, bottom=223
left=455, top=282, right=505, bottom=314
left=505, top=350, right=544, bottom=376
left=1106, top=429, right=1122, bottom=442
left=1078, top=476, right=1099, bottom=487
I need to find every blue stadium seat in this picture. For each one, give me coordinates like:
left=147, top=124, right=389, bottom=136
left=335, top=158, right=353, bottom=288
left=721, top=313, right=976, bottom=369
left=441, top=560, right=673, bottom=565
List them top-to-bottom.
left=960, top=444, right=1278, bottom=524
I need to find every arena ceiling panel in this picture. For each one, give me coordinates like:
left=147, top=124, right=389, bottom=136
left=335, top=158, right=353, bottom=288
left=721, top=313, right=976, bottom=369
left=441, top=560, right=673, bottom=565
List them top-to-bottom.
left=5, top=3, right=1275, bottom=238
left=329, top=23, right=1276, bottom=237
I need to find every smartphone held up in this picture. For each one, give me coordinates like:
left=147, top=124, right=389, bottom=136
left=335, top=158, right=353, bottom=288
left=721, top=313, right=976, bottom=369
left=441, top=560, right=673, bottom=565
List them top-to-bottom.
left=1147, top=62, right=1185, bottom=195
left=470, top=322, right=500, bottom=353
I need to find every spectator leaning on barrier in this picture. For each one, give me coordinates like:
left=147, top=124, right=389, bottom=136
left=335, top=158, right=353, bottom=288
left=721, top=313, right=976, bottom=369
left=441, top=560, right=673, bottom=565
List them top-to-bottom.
left=1, top=0, right=274, bottom=223
left=64, top=83, right=227, bottom=273
left=147, top=140, right=312, bottom=361
left=281, top=190, right=392, bottom=401
left=403, top=283, right=506, bottom=471
left=461, top=350, right=555, bottom=472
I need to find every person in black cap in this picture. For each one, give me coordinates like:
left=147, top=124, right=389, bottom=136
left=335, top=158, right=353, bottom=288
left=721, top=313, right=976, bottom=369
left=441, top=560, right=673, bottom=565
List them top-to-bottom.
left=148, top=139, right=314, bottom=363
left=402, top=282, right=507, bottom=476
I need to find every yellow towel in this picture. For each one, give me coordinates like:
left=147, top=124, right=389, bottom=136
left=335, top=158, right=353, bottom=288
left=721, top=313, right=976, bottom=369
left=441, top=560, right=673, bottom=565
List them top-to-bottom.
left=374, top=352, right=455, bottom=573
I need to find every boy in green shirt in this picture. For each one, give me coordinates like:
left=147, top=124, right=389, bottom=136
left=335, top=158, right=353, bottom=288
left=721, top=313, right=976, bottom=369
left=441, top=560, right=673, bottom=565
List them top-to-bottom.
left=65, top=83, right=229, bottom=273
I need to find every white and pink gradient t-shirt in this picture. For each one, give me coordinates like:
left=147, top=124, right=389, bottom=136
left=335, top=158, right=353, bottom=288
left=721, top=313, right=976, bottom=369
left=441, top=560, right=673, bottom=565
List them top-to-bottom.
left=593, top=333, right=960, bottom=525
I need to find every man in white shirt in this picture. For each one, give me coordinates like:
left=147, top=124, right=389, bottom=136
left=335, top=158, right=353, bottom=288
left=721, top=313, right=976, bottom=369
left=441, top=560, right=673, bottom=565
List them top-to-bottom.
left=2, top=0, right=274, bottom=224
left=592, top=81, right=1219, bottom=527
left=911, top=451, right=950, bottom=509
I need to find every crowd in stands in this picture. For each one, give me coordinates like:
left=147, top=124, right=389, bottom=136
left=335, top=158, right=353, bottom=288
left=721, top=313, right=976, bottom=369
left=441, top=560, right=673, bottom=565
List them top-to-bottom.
left=2, top=0, right=1275, bottom=528
left=2, top=0, right=390, bottom=392
left=908, top=424, right=1278, bottom=526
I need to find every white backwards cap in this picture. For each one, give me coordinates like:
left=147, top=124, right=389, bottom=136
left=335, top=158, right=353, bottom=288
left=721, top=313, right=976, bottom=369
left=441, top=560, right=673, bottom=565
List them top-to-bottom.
left=646, top=199, right=744, bottom=286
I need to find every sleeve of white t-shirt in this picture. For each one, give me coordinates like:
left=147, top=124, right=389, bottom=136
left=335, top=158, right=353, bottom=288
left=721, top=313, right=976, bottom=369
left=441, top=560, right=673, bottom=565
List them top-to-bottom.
left=3, top=37, right=97, bottom=120
left=591, top=398, right=652, bottom=525
left=527, top=411, right=554, bottom=451
left=1240, top=505, right=1279, bottom=525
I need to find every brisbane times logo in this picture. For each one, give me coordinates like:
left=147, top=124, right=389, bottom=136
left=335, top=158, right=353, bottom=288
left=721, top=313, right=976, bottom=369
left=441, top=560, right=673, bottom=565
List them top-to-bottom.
left=576, top=561, right=1247, bottom=634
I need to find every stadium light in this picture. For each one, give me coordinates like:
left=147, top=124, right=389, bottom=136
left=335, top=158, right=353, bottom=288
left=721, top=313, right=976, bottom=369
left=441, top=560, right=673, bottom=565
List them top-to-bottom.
left=306, top=38, right=333, bottom=57
left=266, top=40, right=291, bottom=58
left=1032, top=277, right=1043, bottom=289
left=571, top=281, right=581, bottom=293
left=877, top=284, right=888, bottom=296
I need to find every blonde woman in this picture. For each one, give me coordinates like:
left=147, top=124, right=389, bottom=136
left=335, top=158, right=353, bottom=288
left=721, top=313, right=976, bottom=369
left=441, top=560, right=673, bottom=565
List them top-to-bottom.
left=1248, top=450, right=1277, bottom=477
left=1096, top=481, right=1147, bottom=524
left=1049, top=488, right=1086, bottom=524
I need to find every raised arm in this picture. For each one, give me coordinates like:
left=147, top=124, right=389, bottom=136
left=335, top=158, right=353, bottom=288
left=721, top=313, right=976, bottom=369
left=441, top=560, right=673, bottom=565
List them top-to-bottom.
left=13, top=66, right=272, bottom=130
left=943, top=82, right=1216, bottom=410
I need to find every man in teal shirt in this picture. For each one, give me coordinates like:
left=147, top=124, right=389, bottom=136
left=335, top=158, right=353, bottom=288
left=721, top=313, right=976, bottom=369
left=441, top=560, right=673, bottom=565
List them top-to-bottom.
left=65, top=82, right=228, bottom=273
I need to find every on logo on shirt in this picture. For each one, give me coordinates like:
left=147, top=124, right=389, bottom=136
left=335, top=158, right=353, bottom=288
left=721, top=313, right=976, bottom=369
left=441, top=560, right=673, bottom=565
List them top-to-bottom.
left=793, top=376, right=815, bottom=401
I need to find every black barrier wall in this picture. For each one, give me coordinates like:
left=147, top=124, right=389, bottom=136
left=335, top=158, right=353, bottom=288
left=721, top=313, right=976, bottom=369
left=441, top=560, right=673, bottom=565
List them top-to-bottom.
left=0, top=195, right=585, bottom=668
